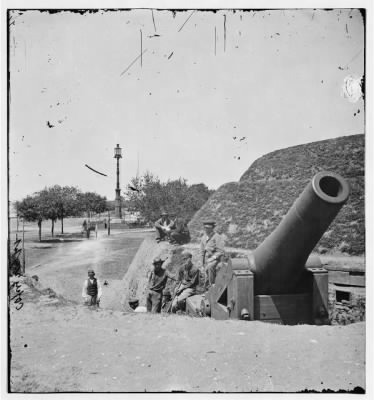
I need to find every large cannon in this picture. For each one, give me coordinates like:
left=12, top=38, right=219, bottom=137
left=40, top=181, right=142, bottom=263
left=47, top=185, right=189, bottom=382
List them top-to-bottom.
left=186, top=171, right=350, bottom=325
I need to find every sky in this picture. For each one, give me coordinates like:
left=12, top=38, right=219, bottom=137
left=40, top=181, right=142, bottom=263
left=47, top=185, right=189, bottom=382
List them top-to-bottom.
left=8, top=7, right=365, bottom=202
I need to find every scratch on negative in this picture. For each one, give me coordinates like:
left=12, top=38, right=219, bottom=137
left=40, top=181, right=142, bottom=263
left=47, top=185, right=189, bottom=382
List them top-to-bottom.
left=178, top=10, right=196, bottom=32
left=120, top=50, right=148, bottom=76
left=85, top=164, right=107, bottom=177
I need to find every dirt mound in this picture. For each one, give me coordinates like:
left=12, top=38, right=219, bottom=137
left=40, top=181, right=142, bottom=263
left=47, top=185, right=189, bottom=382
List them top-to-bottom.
left=189, top=134, right=364, bottom=255
left=120, top=237, right=171, bottom=310
left=119, top=239, right=206, bottom=311
left=9, top=275, right=73, bottom=308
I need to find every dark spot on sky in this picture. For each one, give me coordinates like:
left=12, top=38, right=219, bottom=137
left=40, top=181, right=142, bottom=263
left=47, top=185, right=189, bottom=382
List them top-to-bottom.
left=149, top=93, right=152, bottom=95
left=357, top=109, right=360, bottom=114
left=46, top=121, right=54, bottom=128
left=24, top=344, right=28, bottom=348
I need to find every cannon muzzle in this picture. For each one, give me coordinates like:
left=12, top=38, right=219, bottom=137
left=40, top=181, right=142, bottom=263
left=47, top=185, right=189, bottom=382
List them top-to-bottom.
left=249, top=171, right=350, bottom=295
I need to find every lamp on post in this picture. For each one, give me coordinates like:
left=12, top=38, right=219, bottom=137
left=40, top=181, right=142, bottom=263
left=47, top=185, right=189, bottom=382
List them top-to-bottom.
left=114, top=144, right=122, bottom=219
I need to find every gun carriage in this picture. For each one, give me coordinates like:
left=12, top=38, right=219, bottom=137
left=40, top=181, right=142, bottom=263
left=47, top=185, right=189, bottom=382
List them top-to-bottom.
left=186, top=171, right=350, bottom=325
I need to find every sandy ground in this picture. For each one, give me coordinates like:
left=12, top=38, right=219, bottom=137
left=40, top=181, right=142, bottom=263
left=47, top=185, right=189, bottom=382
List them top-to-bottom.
left=8, top=226, right=366, bottom=393
left=9, top=289, right=365, bottom=393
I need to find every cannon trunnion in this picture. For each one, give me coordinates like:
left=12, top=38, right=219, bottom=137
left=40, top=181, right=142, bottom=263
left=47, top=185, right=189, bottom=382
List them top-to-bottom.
left=186, top=171, right=350, bottom=325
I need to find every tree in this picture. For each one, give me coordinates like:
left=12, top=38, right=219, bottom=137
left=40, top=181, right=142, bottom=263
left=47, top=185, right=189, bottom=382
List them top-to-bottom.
left=125, top=172, right=214, bottom=223
left=126, top=172, right=165, bottom=222
left=44, top=185, right=80, bottom=234
left=38, top=188, right=59, bottom=237
left=77, top=192, right=108, bottom=219
left=17, top=194, right=44, bottom=242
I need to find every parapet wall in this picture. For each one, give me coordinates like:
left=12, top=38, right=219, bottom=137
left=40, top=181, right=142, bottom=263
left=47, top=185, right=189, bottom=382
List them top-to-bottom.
left=189, top=134, right=364, bottom=255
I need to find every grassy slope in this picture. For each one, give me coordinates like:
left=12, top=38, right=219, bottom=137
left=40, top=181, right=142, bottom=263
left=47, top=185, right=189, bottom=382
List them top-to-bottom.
left=189, top=134, right=364, bottom=255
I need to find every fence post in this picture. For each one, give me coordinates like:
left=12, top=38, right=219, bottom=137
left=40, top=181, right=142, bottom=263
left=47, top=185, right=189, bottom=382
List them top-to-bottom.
left=108, top=211, right=111, bottom=236
left=22, top=219, right=25, bottom=274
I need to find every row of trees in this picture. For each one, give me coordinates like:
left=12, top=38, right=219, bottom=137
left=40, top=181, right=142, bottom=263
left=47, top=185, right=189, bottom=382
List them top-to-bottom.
left=125, top=172, right=214, bottom=223
left=15, top=173, right=214, bottom=241
left=16, top=185, right=108, bottom=241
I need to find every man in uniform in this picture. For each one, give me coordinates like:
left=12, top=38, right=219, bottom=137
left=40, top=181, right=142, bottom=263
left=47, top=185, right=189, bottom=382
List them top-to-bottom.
left=154, top=211, right=173, bottom=243
left=199, top=220, right=225, bottom=290
left=171, top=252, right=199, bottom=313
left=146, top=257, right=171, bottom=313
left=82, top=268, right=102, bottom=306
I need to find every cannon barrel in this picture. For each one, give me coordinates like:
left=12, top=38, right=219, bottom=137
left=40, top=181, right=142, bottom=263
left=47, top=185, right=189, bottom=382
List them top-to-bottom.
left=249, top=171, right=350, bottom=295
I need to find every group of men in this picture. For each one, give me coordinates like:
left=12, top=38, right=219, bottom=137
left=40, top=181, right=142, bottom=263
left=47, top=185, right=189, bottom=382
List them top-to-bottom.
left=154, top=211, right=190, bottom=245
left=81, top=218, right=224, bottom=315
left=145, top=219, right=224, bottom=313
left=145, top=251, right=200, bottom=313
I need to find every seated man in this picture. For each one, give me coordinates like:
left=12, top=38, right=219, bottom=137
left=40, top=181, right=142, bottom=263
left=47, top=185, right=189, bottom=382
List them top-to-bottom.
left=154, top=211, right=173, bottom=243
left=169, top=213, right=191, bottom=245
left=199, top=220, right=225, bottom=290
left=171, top=252, right=199, bottom=313
left=146, top=257, right=171, bottom=313
left=82, top=268, right=102, bottom=306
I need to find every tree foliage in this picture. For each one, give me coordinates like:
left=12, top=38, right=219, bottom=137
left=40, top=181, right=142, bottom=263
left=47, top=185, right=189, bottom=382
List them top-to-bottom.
left=125, top=171, right=214, bottom=223
left=16, top=186, right=108, bottom=240
left=77, top=192, right=108, bottom=215
left=16, top=194, right=44, bottom=241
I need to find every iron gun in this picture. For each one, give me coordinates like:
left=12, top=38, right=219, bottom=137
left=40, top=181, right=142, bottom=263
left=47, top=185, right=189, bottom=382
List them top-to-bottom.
left=187, top=171, right=350, bottom=325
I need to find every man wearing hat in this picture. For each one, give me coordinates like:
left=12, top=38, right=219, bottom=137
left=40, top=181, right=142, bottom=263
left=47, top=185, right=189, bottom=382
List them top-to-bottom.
left=154, top=211, right=173, bottom=243
left=200, top=220, right=225, bottom=289
left=171, top=252, right=199, bottom=313
left=146, top=257, right=171, bottom=313
left=82, top=268, right=102, bottom=306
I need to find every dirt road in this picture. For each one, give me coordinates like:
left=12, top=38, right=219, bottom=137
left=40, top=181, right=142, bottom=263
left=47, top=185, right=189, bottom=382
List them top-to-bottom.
left=23, top=231, right=149, bottom=309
